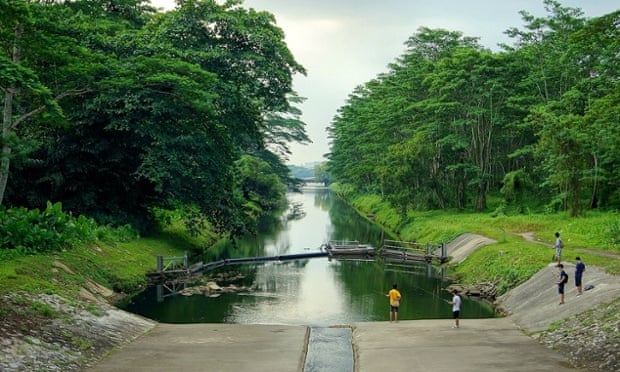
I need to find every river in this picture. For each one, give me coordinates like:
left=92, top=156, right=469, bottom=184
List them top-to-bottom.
left=121, top=186, right=495, bottom=325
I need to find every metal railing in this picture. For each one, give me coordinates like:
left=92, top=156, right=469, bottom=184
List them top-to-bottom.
left=156, top=251, right=189, bottom=273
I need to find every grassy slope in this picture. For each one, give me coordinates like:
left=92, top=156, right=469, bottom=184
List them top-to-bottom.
left=347, top=193, right=620, bottom=295
left=0, top=223, right=217, bottom=299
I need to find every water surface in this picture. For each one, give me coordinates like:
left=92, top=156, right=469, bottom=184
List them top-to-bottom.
left=122, top=188, right=495, bottom=325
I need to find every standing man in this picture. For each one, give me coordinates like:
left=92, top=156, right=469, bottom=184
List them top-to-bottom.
left=554, top=232, right=564, bottom=264
left=575, top=256, right=586, bottom=296
left=557, top=264, right=569, bottom=304
left=387, top=284, right=401, bottom=322
left=448, top=289, right=461, bottom=328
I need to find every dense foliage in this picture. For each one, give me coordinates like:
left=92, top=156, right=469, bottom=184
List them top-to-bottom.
left=1, top=0, right=309, bottom=236
left=326, top=1, right=620, bottom=217
left=0, top=202, right=137, bottom=256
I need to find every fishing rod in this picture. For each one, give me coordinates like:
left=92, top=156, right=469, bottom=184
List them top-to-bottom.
left=381, top=285, right=450, bottom=303
left=411, top=285, right=451, bottom=303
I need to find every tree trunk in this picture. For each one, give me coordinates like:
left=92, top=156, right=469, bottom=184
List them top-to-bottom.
left=0, top=24, right=22, bottom=205
left=0, top=90, right=14, bottom=205
left=589, top=154, right=599, bottom=209
left=476, top=183, right=487, bottom=210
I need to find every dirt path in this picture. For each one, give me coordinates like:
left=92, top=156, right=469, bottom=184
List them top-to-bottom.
left=517, top=231, right=620, bottom=259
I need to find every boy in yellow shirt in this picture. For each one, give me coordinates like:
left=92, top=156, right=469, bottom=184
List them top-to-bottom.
left=387, top=284, right=401, bottom=322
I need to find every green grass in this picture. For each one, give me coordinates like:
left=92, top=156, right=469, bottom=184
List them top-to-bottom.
left=347, top=188, right=619, bottom=254
left=345, top=191, right=619, bottom=295
left=348, top=192, right=619, bottom=252
left=399, top=210, right=619, bottom=252
left=405, top=210, right=620, bottom=290
left=0, top=230, right=197, bottom=298
left=31, top=301, right=60, bottom=318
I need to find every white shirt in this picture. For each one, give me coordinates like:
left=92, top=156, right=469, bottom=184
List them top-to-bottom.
left=452, top=295, right=461, bottom=312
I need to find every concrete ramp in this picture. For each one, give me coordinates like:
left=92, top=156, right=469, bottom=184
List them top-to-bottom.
left=447, top=233, right=497, bottom=263
left=497, top=263, right=620, bottom=332
left=353, top=318, right=576, bottom=372
left=89, top=319, right=581, bottom=371
left=89, top=324, right=308, bottom=372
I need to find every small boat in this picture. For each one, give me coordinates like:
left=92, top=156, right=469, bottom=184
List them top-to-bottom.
left=323, top=240, right=375, bottom=256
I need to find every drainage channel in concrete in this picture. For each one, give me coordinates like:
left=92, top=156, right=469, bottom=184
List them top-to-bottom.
left=304, top=326, right=354, bottom=372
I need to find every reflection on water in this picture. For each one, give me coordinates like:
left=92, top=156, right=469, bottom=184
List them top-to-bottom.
left=121, top=189, right=496, bottom=325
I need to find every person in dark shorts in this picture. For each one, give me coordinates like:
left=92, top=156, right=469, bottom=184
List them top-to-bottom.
left=575, top=256, right=586, bottom=296
left=557, top=264, right=569, bottom=304
left=387, top=284, right=401, bottom=322
left=448, top=289, right=461, bottom=328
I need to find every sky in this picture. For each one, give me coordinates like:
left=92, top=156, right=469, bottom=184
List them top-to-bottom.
left=151, top=0, right=620, bottom=166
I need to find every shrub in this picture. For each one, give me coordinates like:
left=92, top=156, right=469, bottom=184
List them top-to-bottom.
left=0, top=202, right=138, bottom=255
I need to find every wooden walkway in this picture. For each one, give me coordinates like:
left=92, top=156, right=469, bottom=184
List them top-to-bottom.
left=147, top=239, right=447, bottom=284
left=380, top=239, right=448, bottom=264
left=147, top=251, right=329, bottom=281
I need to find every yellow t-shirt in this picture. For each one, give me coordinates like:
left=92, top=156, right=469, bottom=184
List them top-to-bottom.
left=389, top=289, right=401, bottom=306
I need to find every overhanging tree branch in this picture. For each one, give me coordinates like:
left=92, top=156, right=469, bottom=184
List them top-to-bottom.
left=8, top=88, right=93, bottom=131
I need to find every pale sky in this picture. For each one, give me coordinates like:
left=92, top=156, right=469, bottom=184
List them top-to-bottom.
left=151, top=0, right=620, bottom=166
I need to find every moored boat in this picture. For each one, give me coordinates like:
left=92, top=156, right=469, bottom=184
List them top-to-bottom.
left=323, top=240, right=375, bottom=256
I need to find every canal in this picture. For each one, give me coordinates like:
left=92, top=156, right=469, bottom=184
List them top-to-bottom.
left=121, top=187, right=495, bottom=325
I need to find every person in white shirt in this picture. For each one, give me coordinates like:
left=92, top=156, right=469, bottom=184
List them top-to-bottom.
left=554, top=232, right=563, bottom=264
left=448, top=289, right=461, bottom=328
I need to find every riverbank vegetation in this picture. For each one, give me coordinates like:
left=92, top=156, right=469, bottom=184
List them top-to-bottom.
left=1, top=0, right=307, bottom=239
left=2, top=0, right=305, bottom=309
left=324, top=1, right=620, bottom=296
left=326, top=2, right=620, bottom=220
left=336, top=184, right=619, bottom=296
left=0, top=204, right=197, bottom=297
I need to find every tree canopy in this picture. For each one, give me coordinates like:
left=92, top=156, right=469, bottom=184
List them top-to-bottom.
left=1, top=0, right=308, bottom=236
left=326, top=1, right=620, bottom=217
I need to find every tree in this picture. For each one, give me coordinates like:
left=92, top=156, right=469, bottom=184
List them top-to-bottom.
left=5, top=0, right=307, bottom=236
left=1, top=1, right=62, bottom=205
left=326, top=4, right=620, bottom=214
left=510, top=4, right=619, bottom=215
left=565, top=11, right=620, bottom=209
left=327, top=27, right=486, bottom=211
left=426, top=49, right=517, bottom=210
left=259, top=92, right=310, bottom=163
left=235, top=154, right=286, bottom=222
left=314, top=162, right=332, bottom=186
left=501, top=169, right=533, bottom=213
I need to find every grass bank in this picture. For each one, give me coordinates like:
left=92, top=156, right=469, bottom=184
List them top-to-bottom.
left=337, top=189, right=620, bottom=296
left=0, top=225, right=217, bottom=300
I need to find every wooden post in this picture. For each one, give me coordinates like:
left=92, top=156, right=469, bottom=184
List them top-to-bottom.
left=157, top=256, right=163, bottom=273
left=157, top=284, right=163, bottom=302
